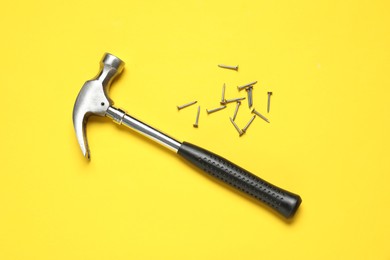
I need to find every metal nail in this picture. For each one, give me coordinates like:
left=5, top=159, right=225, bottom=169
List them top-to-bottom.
left=218, top=64, right=239, bottom=71
left=237, top=81, right=257, bottom=91
left=220, top=83, right=226, bottom=105
left=246, top=86, right=253, bottom=108
left=267, top=92, right=273, bottom=113
left=225, top=97, right=246, bottom=104
left=177, top=101, right=197, bottom=110
left=232, top=101, right=241, bottom=121
left=206, top=105, right=227, bottom=114
left=193, top=106, right=200, bottom=128
left=251, top=108, right=270, bottom=123
left=241, top=115, right=256, bottom=135
left=230, top=117, right=243, bottom=136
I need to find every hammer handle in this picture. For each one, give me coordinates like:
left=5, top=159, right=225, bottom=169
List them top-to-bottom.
left=178, top=142, right=301, bottom=218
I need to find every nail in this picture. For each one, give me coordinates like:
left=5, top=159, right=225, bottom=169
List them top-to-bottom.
left=218, top=64, right=239, bottom=71
left=237, top=81, right=257, bottom=91
left=220, top=83, right=226, bottom=105
left=246, top=86, right=253, bottom=108
left=267, top=92, right=273, bottom=113
left=225, top=97, right=246, bottom=104
left=177, top=101, right=197, bottom=110
left=232, top=101, right=241, bottom=121
left=206, top=105, right=227, bottom=114
left=193, top=106, right=200, bottom=128
left=251, top=108, right=270, bottom=123
left=241, top=115, right=256, bottom=135
left=230, top=117, right=243, bottom=136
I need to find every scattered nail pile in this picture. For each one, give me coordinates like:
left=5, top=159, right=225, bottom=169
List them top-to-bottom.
left=176, top=64, right=273, bottom=136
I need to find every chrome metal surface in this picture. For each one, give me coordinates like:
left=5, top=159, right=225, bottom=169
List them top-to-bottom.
left=72, top=53, right=125, bottom=159
left=106, top=106, right=182, bottom=152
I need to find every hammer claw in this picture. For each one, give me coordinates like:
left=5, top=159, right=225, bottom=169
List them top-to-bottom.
left=72, top=53, right=125, bottom=159
left=73, top=109, right=90, bottom=159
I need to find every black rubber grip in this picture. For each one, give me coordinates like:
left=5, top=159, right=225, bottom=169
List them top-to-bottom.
left=178, top=142, right=302, bottom=219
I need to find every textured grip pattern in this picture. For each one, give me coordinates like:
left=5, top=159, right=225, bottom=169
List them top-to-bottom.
left=178, top=142, right=302, bottom=218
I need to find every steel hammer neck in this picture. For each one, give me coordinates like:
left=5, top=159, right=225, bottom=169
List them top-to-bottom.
left=105, top=106, right=182, bottom=153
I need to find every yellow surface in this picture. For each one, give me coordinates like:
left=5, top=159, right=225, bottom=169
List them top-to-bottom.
left=1, top=0, right=389, bottom=259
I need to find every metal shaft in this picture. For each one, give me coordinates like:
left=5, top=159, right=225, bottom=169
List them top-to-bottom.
left=218, top=64, right=238, bottom=71
left=237, top=81, right=257, bottom=91
left=220, top=83, right=226, bottom=104
left=246, top=87, right=253, bottom=108
left=267, top=92, right=272, bottom=113
left=225, top=97, right=245, bottom=104
left=177, top=101, right=197, bottom=110
left=232, top=101, right=241, bottom=121
left=206, top=105, right=226, bottom=114
left=106, top=106, right=182, bottom=152
left=193, top=106, right=200, bottom=127
left=252, top=108, right=270, bottom=123
left=242, top=115, right=256, bottom=134
left=229, top=117, right=243, bottom=136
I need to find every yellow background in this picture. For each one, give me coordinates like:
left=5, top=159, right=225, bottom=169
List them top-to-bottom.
left=1, top=0, right=389, bottom=259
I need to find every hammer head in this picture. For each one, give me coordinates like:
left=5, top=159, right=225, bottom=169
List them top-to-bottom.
left=72, top=53, right=125, bottom=159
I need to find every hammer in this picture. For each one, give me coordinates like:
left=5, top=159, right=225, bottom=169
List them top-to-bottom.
left=72, top=53, right=302, bottom=219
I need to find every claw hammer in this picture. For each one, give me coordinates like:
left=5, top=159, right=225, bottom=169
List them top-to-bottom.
left=72, top=53, right=302, bottom=219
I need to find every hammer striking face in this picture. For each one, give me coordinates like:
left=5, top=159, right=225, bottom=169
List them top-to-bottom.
left=72, top=53, right=302, bottom=219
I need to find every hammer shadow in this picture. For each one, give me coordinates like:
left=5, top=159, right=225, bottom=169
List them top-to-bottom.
left=89, top=116, right=301, bottom=223
left=89, top=116, right=174, bottom=157
left=176, top=157, right=301, bottom=224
